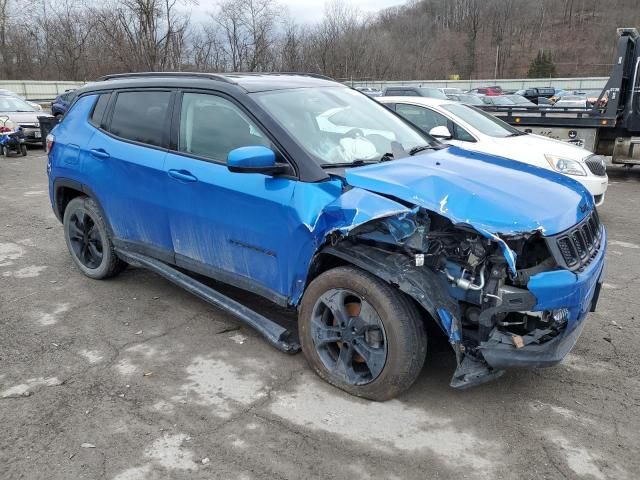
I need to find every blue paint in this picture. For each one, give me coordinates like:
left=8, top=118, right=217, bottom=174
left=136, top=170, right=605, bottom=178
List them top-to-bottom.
left=48, top=89, right=603, bottom=328
left=227, top=146, right=276, bottom=168
left=345, top=146, right=593, bottom=236
left=287, top=188, right=412, bottom=303
left=528, top=228, right=606, bottom=331
left=437, top=308, right=461, bottom=343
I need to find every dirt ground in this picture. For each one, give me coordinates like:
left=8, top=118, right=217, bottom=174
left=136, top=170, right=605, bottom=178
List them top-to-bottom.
left=1, top=150, right=638, bottom=480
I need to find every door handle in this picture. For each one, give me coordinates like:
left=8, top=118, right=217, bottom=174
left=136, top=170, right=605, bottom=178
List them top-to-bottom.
left=89, top=148, right=110, bottom=159
left=168, top=169, right=198, bottom=182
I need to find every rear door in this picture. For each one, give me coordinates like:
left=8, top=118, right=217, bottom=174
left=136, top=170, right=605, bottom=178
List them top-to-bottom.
left=86, top=89, right=174, bottom=261
left=163, top=91, right=297, bottom=302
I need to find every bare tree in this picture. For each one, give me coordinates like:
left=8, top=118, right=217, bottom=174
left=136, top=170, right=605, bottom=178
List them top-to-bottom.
left=1, top=0, right=640, bottom=81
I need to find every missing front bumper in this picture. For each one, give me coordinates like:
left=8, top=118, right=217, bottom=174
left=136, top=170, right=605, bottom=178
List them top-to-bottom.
left=479, top=319, right=586, bottom=369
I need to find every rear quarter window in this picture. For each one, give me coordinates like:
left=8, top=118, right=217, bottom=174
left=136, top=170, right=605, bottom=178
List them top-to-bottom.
left=108, top=91, right=172, bottom=147
left=89, top=93, right=110, bottom=128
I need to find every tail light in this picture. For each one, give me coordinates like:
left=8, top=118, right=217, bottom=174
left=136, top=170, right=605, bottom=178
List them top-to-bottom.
left=46, top=133, right=55, bottom=153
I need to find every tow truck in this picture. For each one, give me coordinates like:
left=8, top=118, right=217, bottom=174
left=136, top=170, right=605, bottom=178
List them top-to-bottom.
left=481, top=28, right=640, bottom=167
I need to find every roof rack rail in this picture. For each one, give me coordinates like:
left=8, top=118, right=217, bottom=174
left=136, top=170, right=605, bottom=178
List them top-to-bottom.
left=215, top=71, right=335, bottom=82
left=97, top=72, right=234, bottom=83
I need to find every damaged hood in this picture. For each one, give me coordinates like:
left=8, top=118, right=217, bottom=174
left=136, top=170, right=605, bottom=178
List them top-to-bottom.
left=344, top=146, right=592, bottom=236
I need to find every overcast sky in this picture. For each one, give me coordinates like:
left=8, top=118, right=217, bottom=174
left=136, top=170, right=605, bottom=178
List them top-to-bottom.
left=192, top=0, right=406, bottom=24
left=279, top=0, right=405, bottom=23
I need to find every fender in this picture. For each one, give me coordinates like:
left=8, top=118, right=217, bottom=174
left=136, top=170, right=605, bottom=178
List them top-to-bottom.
left=52, top=177, right=113, bottom=236
left=321, top=243, right=461, bottom=327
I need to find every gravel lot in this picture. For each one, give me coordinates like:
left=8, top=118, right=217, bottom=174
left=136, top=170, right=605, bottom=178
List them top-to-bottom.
left=1, top=150, right=638, bottom=480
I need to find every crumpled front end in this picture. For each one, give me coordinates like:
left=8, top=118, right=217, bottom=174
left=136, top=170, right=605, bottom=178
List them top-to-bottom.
left=318, top=197, right=606, bottom=389
left=477, top=211, right=606, bottom=372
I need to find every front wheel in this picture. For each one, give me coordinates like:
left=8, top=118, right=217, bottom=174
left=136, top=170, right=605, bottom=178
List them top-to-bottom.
left=20, top=144, right=27, bottom=156
left=63, top=196, right=127, bottom=279
left=299, top=266, right=427, bottom=400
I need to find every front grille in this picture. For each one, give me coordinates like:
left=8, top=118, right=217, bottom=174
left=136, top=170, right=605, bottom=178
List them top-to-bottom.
left=585, top=155, right=606, bottom=176
left=549, top=209, right=602, bottom=271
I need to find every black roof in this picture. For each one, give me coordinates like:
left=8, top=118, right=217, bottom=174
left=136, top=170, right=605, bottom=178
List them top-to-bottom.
left=91, top=72, right=341, bottom=93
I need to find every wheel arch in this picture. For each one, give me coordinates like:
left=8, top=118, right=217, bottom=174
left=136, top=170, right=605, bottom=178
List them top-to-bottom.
left=53, top=179, right=113, bottom=235
left=313, top=244, right=459, bottom=332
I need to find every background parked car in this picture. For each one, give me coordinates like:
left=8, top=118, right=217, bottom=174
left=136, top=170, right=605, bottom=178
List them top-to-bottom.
left=355, top=86, right=383, bottom=97
left=382, top=86, right=447, bottom=99
left=466, top=86, right=502, bottom=96
left=438, top=87, right=463, bottom=96
left=515, top=87, right=556, bottom=104
left=0, top=89, right=43, bottom=111
left=51, top=90, right=76, bottom=117
left=446, top=93, right=485, bottom=106
left=503, top=94, right=537, bottom=107
left=0, top=95, right=53, bottom=145
left=481, top=95, right=516, bottom=106
left=553, top=95, right=589, bottom=109
left=378, top=96, right=608, bottom=206
left=537, top=96, right=554, bottom=106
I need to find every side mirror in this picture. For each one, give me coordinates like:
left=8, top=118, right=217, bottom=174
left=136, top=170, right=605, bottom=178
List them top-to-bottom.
left=429, top=125, right=452, bottom=139
left=227, top=146, right=287, bottom=175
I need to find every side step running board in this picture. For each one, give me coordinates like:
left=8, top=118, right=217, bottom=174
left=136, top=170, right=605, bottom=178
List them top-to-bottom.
left=115, top=249, right=301, bottom=354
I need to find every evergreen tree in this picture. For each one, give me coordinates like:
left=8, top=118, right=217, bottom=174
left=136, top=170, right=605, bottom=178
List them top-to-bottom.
left=528, top=50, right=557, bottom=78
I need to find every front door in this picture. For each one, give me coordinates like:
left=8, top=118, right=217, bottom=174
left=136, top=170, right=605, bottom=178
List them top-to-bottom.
left=164, top=92, right=297, bottom=302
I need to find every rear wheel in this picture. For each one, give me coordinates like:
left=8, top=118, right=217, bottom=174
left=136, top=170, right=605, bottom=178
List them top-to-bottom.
left=63, top=196, right=127, bottom=279
left=299, top=266, right=427, bottom=400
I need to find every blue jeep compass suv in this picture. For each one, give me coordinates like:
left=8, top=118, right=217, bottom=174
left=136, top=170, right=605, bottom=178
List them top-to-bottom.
left=47, top=73, right=606, bottom=400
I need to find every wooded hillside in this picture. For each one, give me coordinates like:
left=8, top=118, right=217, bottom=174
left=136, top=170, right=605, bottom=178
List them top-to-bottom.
left=0, top=0, right=638, bottom=81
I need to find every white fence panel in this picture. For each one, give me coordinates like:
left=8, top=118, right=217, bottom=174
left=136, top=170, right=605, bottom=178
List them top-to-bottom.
left=0, top=77, right=611, bottom=101
left=351, top=77, right=609, bottom=92
left=0, top=80, right=85, bottom=101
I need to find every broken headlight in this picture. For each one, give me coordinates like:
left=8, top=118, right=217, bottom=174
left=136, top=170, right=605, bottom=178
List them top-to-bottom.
left=550, top=308, right=569, bottom=326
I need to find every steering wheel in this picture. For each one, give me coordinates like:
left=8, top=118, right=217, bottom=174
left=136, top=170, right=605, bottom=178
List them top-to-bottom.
left=344, top=128, right=365, bottom=138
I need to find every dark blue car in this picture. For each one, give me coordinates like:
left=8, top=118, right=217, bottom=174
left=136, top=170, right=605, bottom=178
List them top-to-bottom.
left=47, top=73, right=606, bottom=400
left=51, top=90, right=76, bottom=117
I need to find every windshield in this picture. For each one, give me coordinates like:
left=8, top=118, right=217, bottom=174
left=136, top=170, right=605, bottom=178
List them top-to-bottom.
left=252, top=87, right=433, bottom=166
left=420, top=88, right=448, bottom=99
left=457, top=95, right=484, bottom=105
left=505, top=95, right=532, bottom=105
left=0, top=96, right=35, bottom=112
left=491, top=96, right=516, bottom=105
left=442, top=103, right=523, bottom=138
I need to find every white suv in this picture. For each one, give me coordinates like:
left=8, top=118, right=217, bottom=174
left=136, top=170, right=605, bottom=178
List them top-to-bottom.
left=379, top=96, right=608, bottom=206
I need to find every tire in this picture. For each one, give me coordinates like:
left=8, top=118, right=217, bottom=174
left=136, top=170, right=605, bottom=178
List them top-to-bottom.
left=20, top=144, right=27, bottom=156
left=2, top=145, right=8, bottom=157
left=63, top=196, right=127, bottom=279
left=299, top=266, right=427, bottom=401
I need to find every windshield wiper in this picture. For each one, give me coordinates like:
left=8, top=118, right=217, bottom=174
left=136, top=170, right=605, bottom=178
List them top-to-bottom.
left=506, top=131, right=527, bottom=137
left=409, top=144, right=440, bottom=156
left=320, top=159, right=380, bottom=169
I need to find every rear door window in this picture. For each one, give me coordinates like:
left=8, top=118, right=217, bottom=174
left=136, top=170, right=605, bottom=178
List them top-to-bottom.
left=108, top=91, right=172, bottom=147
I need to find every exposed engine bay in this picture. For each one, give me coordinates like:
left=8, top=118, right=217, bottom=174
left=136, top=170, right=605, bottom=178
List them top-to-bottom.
left=326, top=207, right=575, bottom=388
